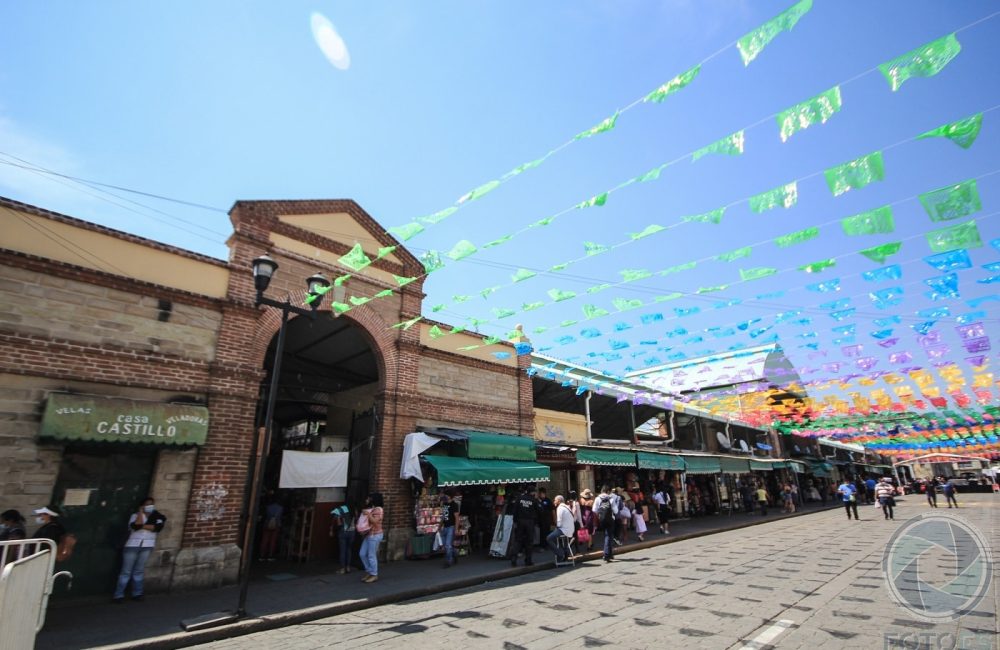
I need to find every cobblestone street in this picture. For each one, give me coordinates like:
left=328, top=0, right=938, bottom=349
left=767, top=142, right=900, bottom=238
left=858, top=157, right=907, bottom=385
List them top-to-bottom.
left=196, top=497, right=999, bottom=649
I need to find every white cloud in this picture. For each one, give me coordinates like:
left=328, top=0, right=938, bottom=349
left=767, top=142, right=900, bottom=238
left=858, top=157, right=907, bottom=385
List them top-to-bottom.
left=310, top=12, right=351, bottom=71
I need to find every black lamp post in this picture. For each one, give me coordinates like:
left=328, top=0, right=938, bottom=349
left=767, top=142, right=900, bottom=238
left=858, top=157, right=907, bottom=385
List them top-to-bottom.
left=182, top=255, right=330, bottom=631
left=236, top=255, right=329, bottom=616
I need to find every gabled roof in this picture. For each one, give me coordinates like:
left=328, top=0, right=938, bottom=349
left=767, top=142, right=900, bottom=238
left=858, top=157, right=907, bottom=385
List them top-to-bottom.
left=230, top=199, right=424, bottom=275
left=624, top=343, right=801, bottom=395
left=530, top=352, right=758, bottom=429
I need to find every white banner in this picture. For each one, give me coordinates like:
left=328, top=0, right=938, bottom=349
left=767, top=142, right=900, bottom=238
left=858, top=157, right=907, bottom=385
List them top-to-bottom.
left=279, top=451, right=349, bottom=488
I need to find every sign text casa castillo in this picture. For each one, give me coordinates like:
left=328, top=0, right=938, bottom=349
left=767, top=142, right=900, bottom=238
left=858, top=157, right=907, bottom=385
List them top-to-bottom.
left=40, top=394, right=209, bottom=446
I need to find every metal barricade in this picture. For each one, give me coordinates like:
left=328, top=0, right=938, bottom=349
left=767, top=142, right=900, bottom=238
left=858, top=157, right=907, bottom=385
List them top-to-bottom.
left=0, top=539, right=72, bottom=650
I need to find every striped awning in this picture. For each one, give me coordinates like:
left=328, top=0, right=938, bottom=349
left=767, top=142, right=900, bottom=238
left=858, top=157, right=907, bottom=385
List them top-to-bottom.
left=576, top=448, right=636, bottom=467
left=636, top=451, right=686, bottom=471
left=423, top=455, right=550, bottom=486
left=681, top=455, right=722, bottom=475
left=719, top=457, right=751, bottom=473
left=750, top=459, right=775, bottom=471
left=788, top=460, right=809, bottom=473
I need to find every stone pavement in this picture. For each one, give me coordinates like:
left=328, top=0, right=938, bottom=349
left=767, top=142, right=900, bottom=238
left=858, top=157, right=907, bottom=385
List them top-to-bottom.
left=195, top=496, right=1000, bottom=650
left=36, top=502, right=838, bottom=649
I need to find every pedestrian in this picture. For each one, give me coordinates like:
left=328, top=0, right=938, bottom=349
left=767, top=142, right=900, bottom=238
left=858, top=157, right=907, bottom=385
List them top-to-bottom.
left=864, top=475, right=877, bottom=505
left=926, top=477, right=939, bottom=507
left=875, top=478, right=895, bottom=520
left=942, top=478, right=959, bottom=508
left=838, top=479, right=859, bottom=521
left=740, top=481, right=755, bottom=515
left=790, top=482, right=801, bottom=507
left=806, top=482, right=821, bottom=503
left=755, top=484, right=769, bottom=516
left=782, top=484, right=795, bottom=513
left=507, top=485, right=539, bottom=567
left=592, top=485, right=620, bottom=562
left=653, top=486, right=671, bottom=534
left=536, top=487, right=553, bottom=550
left=578, top=488, right=596, bottom=551
left=613, top=488, right=627, bottom=543
left=566, top=490, right=583, bottom=532
left=258, top=492, right=283, bottom=562
left=357, top=492, right=384, bottom=583
left=439, top=494, right=458, bottom=568
left=546, top=495, right=574, bottom=563
left=113, top=497, right=167, bottom=603
left=632, top=499, right=647, bottom=542
left=618, top=500, right=632, bottom=545
left=330, top=504, right=356, bottom=574
left=31, top=506, right=66, bottom=544
left=0, top=509, right=27, bottom=541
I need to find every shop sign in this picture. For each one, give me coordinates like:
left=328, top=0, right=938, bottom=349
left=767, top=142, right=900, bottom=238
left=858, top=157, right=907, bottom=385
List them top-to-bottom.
left=39, top=394, right=209, bottom=446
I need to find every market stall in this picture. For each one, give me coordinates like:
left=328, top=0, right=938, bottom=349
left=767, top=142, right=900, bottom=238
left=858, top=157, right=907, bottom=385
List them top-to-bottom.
left=400, top=430, right=551, bottom=560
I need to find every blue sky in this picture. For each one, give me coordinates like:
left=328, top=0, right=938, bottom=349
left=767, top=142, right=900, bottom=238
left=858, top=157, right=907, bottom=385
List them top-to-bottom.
left=2, top=1, right=999, bottom=423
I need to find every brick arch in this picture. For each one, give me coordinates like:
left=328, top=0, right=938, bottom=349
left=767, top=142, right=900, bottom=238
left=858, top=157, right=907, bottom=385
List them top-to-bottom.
left=247, top=304, right=398, bottom=390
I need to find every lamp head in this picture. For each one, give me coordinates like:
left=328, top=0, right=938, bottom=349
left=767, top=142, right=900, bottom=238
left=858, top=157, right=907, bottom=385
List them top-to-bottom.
left=252, top=255, right=278, bottom=293
left=306, top=272, right=331, bottom=309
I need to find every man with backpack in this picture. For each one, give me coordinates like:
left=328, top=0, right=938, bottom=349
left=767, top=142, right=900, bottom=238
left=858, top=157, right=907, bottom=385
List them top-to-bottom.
left=507, top=485, right=540, bottom=567
left=592, top=485, right=620, bottom=562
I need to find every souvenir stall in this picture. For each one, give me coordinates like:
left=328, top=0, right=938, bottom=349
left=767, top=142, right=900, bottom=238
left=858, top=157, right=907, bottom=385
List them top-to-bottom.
left=400, top=430, right=550, bottom=560
left=575, top=447, right=638, bottom=490
left=635, top=451, right=686, bottom=520
left=680, top=455, right=722, bottom=516
left=718, top=457, right=752, bottom=514
left=751, top=458, right=782, bottom=503
left=804, top=460, right=834, bottom=502
left=412, top=488, right=472, bottom=558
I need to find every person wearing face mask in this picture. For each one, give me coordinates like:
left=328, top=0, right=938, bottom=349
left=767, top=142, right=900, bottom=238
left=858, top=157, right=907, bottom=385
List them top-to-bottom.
left=112, top=497, right=167, bottom=603
left=31, top=507, right=66, bottom=544
left=0, top=509, right=27, bottom=541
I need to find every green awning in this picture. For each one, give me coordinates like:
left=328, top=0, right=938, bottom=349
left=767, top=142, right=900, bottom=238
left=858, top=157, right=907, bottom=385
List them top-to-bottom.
left=39, top=394, right=208, bottom=446
left=464, top=431, right=536, bottom=461
left=576, top=448, right=636, bottom=467
left=636, top=452, right=685, bottom=471
left=423, top=455, right=550, bottom=487
left=681, top=455, right=722, bottom=475
left=719, top=457, right=751, bottom=473
left=750, top=460, right=775, bottom=471
left=788, top=460, right=808, bottom=473
left=807, top=460, right=833, bottom=477
left=770, top=461, right=789, bottom=469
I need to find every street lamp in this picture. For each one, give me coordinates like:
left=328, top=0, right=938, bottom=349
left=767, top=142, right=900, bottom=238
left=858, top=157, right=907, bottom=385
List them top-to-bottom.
left=182, top=255, right=329, bottom=631
left=236, top=256, right=329, bottom=616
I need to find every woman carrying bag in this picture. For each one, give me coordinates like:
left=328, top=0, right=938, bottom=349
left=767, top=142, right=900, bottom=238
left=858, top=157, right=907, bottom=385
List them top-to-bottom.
left=357, top=492, right=384, bottom=583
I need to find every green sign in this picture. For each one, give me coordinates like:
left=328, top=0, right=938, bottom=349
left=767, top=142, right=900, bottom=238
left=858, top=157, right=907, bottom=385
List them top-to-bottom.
left=40, top=394, right=209, bottom=446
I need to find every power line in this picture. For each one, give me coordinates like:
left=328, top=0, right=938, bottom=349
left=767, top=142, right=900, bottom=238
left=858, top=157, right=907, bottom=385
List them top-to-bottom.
left=0, top=151, right=225, bottom=212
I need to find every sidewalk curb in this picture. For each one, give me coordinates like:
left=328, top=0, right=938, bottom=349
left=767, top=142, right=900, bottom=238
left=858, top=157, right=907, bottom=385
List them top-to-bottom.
left=94, top=505, right=838, bottom=650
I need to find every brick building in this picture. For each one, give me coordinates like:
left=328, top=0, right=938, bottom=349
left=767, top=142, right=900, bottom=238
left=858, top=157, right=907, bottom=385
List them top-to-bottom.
left=0, top=196, right=532, bottom=595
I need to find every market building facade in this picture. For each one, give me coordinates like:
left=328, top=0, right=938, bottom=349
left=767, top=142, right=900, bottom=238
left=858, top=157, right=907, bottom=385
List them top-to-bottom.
left=0, top=196, right=533, bottom=595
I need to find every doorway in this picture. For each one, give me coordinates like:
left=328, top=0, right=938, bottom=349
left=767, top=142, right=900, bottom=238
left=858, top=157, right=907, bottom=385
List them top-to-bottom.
left=49, top=446, right=157, bottom=597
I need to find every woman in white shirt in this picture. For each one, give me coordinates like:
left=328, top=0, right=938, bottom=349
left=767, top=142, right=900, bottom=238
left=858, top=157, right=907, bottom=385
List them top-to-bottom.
left=113, top=498, right=167, bottom=603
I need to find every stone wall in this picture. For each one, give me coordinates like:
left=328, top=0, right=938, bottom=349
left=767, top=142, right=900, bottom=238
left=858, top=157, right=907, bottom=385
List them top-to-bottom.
left=0, top=262, right=222, bottom=361
left=417, top=355, right=518, bottom=410
left=0, top=374, right=63, bottom=515
left=145, top=447, right=198, bottom=592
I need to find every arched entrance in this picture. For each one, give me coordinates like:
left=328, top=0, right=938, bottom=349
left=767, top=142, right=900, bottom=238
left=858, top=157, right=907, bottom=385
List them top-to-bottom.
left=256, top=312, right=383, bottom=562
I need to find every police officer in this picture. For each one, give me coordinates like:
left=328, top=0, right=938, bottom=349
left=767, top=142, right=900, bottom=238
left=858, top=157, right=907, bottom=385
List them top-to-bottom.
left=507, top=485, right=540, bottom=567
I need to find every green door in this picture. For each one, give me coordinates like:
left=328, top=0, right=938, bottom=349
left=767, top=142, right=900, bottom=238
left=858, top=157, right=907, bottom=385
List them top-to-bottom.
left=49, top=446, right=156, bottom=598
